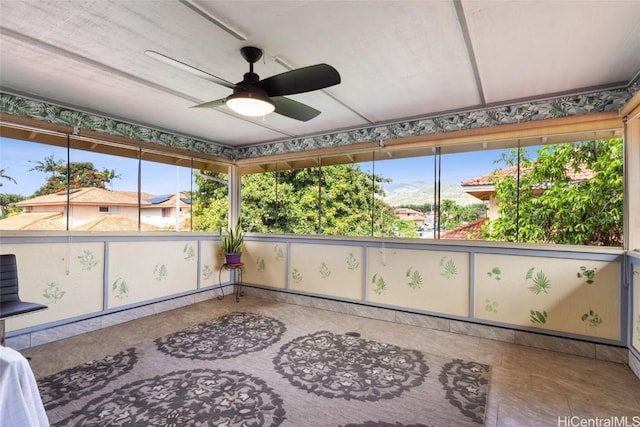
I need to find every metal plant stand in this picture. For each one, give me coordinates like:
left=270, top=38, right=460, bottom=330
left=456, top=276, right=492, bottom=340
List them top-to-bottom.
left=218, top=263, right=244, bottom=302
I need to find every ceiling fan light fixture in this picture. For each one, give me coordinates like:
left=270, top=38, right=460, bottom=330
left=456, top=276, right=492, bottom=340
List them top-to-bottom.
left=226, top=92, right=275, bottom=117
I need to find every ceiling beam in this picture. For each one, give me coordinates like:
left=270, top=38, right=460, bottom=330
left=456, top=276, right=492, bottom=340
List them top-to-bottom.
left=178, top=0, right=247, bottom=41
left=453, top=0, right=486, bottom=106
left=0, top=28, right=200, bottom=104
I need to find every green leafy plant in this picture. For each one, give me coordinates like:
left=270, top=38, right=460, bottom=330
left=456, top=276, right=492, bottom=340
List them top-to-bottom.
left=483, top=139, right=623, bottom=246
left=222, top=221, right=245, bottom=254
left=183, top=243, right=195, bottom=261
left=273, top=245, right=284, bottom=261
left=77, top=250, right=98, bottom=271
left=346, top=253, right=359, bottom=270
left=440, top=257, right=457, bottom=279
left=319, top=262, right=331, bottom=278
left=154, top=263, right=167, bottom=281
left=201, top=265, right=213, bottom=280
left=577, top=266, right=596, bottom=284
left=406, top=267, right=423, bottom=289
left=487, top=267, right=502, bottom=280
left=291, top=268, right=302, bottom=283
left=527, top=268, right=551, bottom=294
left=371, top=273, right=387, bottom=295
left=112, top=278, right=129, bottom=299
left=43, top=282, right=65, bottom=303
left=484, top=299, right=498, bottom=313
left=530, top=309, right=548, bottom=324
left=581, top=310, right=602, bottom=327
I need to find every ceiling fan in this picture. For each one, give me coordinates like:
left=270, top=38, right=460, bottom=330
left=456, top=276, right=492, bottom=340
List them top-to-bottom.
left=145, top=46, right=341, bottom=121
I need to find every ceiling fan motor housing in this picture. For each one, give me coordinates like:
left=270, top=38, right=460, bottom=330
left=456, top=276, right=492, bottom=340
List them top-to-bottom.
left=240, top=46, right=263, bottom=64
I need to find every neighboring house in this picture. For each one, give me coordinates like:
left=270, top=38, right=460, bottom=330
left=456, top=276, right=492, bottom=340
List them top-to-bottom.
left=460, top=165, right=595, bottom=222
left=0, top=187, right=191, bottom=231
left=141, top=193, right=193, bottom=229
left=393, top=208, right=426, bottom=229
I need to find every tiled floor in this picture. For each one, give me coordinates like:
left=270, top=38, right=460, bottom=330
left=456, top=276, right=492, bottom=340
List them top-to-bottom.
left=21, top=295, right=640, bottom=426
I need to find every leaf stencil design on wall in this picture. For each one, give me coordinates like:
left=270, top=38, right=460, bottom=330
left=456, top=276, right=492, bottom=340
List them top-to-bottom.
left=183, top=244, right=195, bottom=261
left=273, top=245, right=285, bottom=261
left=77, top=250, right=99, bottom=271
left=346, top=253, right=359, bottom=270
left=257, top=257, right=266, bottom=272
left=439, top=257, right=457, bottom=279
left=319, top=262, right=331, bottom=279
left=154, top=264, right=168, bottom=281
left=202, top=265, right=213, bottom=280
left=577, top=266, right=597, bottom=284
left=406, top=267, right=423, bottom=289
left=487, top=267, right=501, bottom=280
left=291, top=268, right=303, bottom=284
left=526, top=268, right=551, bottom=295
left=371, top=273, right=387, bottom=295
left=112, top=278, right=129, bottom=299
left=43, top=282, right=65, bottom=303
left=484, top=299, right=498, bottom=314
left=530, top=310, right=548, bottom=324
left=581, top=310, right=602, bottom=327
left=636, top=315, right=640, bottom=340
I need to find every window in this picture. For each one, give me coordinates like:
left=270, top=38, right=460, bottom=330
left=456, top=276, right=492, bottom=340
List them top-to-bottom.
left=0, top=123, right=623, bottom=246
left=0, top=131, right=224, bottom=233
left=232, top=138, right=623, bottom=246
left=483, top=139, right=623, bottom=246
left=98, top=206, right=120, bottom=213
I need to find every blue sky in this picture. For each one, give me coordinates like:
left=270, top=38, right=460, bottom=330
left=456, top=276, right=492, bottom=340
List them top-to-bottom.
left=1, top=136, right=506, bottom=197
left=0, top=137, right=193, bottom=196
left=372, top=150, right=503, bottom=185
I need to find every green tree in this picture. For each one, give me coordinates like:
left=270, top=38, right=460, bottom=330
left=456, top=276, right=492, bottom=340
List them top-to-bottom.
left=484, top=139, right=623, bottom=246
left=30, top=156, right=119, bottom=196
left=193, top=164, right=414, bottom=237
left=0, top=168, right=17, bottom=186
left=192, top=171, right=229, bottom=232
left=0, top=193, right=24, bottom=218
left=439, top=199, right=486, bottom=230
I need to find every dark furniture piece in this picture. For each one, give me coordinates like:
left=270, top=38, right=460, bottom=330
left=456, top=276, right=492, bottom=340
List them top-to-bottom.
left=0, top=254, right=47, bottom=346
left=218, top=262, right=245, bottom=303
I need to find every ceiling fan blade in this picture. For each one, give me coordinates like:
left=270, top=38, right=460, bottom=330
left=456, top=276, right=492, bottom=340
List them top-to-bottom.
left=144, top=50, right=237, bottom=90
left=257, top=64, right=341, bottom=97
left=271, top=96, right=321, bottom=121
left=191, top=98, right=226, bottom=109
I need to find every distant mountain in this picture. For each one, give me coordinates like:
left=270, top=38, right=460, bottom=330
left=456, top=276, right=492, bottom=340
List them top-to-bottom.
left=381, top=181, right=481, bottom=207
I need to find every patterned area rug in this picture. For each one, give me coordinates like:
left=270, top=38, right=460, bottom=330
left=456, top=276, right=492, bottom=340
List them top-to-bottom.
left=38, top=312, right=491, bottom=426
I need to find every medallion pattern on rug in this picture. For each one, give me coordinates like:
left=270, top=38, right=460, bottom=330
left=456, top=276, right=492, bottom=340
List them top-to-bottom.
left=155, top=311, right=286, bottom=360
left=273, top=331, right=428, bottom=401
left=38, top=347, right=138, bottom=410
left=438, top=358, right=490, bottom=424
left=57, top=368, right=286, bottom=426
left=342, top=422, right=433, bottom=427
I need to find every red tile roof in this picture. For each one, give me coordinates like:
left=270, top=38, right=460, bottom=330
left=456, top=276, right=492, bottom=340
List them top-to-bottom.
left=461, top=165, right=595, bottom=187
left=440, top=218, right=488, bottom=240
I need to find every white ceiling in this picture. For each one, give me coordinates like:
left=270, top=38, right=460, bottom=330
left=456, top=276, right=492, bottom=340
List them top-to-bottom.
left=1, top=0, right=639, bottom=148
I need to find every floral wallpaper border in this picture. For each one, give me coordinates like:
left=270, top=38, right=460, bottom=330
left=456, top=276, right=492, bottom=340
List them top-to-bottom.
left=2, top=79, right=638, bottom=161
left=237, top=82, right=639, bottom=160
left=0, top=92, right=233, bottom=159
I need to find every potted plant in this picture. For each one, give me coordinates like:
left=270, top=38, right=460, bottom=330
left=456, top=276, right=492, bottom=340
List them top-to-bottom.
left=222, top=221, right=245, bottom=265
